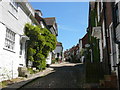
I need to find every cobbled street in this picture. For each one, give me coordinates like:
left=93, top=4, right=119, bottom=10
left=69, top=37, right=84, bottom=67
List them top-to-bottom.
left=19, top=62, right=85, bottom=88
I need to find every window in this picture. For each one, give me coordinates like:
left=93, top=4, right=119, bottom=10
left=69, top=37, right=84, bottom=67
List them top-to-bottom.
left=9, top=0, right=18, bottom=18
left=10, top=0, right=18, bottom=9
left=97, top=2, right=100, bottom=22
left=115, top=3, right=119, bottom=26
left=40, top=21, right=45, bottom=28
left=5, top=28, right=15, bottom=50
left=20, top=42, right=23, bottom=55
left=57, top=53, right=59, bottom=58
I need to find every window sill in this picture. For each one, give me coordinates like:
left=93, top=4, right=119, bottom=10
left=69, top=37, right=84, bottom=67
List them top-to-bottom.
left=3, top=48, right=15, bottom=53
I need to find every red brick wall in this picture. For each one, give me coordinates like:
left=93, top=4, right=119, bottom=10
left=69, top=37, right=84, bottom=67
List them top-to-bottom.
left=82, top=33, right=88, bottom=48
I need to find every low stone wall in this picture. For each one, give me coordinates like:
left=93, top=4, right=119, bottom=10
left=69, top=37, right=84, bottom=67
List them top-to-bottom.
left=18, top=67, right=29, bottom=77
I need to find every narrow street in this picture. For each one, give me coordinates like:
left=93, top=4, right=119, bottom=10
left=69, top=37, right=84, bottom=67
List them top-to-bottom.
left=0, top=1, right=120, bottom=89
left=19, top=62, right=85, bottom=88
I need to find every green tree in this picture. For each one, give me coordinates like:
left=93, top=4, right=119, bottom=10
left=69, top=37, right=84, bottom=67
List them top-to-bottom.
left=24, top=23, right=57, bottom=70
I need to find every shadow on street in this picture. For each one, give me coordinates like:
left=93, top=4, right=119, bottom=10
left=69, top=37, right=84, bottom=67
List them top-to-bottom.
left=2, top=63, right=85, bottom=89
left=20, top=63, right=85, bottom=88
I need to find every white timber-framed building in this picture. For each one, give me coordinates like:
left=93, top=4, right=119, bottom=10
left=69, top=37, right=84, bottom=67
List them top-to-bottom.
left=0, top=0, right=39, bottom=82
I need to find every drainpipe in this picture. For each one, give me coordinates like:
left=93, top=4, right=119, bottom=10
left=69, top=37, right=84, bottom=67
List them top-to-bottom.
left=103, top=2, right=111, bottom=75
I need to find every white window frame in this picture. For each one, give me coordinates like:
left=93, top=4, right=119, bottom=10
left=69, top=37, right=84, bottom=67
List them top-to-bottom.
left=9, top=0, right=18, bottom=19
left=10, top=0, right=18, bottom=9
left=100, top=0, right=103, bottom=13
left=97, top=2, right=100, bottom=22
left=102, top=20, right=106, bottom=48
left=40, top=21, right=45, bottom=28
left=4, top=28, right=15, bottom=51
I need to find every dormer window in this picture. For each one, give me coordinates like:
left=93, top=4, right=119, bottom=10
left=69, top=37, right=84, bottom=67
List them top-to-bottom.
left=9, top=0, right=18, bottom=19
left=10, top=0, right=18, bottom=9
left=35, top=10, right=43, bottom=17
left=36, top=12, right=42, bottom=17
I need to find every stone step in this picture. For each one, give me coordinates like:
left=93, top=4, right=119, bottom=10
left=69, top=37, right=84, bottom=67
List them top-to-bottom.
left=100, top=73, right=118, bottom=88
left=104, top=75, right=117, bottom=81
left=99, top=80, right=105, bottom=87
left=100, top=80, right=117, bottom=88
left=104, top=80, right=117, bottom=88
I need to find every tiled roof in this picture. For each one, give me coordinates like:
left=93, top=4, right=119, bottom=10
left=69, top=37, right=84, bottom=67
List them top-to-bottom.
left=35, top=9, right=43, bottom=15
left=44, top=17, right=56, bottom=26
left=57, top=42, right=62, bottom=46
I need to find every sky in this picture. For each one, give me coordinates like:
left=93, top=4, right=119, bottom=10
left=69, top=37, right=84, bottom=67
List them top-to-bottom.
left=30, top=2, right=89, bottom=51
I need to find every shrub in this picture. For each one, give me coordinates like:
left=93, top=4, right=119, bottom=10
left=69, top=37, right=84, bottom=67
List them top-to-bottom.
left=25, top=23, right=57, bottom=70
left=27, top=68, right=34, bottom=74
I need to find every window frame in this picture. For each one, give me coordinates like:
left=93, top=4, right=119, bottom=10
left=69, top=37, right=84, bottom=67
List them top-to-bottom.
left=9, top=0, right=18, bottom=19
left=10, top=0, right=18, bottom=10
left=115, top=3, right=119, bottom=27
left=4, top=28, right=16, bottom=52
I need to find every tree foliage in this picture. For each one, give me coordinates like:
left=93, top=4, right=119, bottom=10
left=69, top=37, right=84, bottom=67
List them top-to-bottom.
left=25, top=23, right=57, bottom=70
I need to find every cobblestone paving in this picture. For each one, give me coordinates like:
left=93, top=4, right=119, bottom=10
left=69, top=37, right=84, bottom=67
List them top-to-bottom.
left=20, top=62, right=85, bottom=88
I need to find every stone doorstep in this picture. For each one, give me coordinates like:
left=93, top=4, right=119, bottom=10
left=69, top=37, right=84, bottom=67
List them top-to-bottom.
left=3, top=67, right=54, bottom=89
left=99, top=74, right=118, bottom=88
left=104, top=75, right=117, bottom=81
left=99, top=80, right=105, bottom=87
left=104, top=80, right=117, bottom=88
left=83, top=83, right=99, bottom=88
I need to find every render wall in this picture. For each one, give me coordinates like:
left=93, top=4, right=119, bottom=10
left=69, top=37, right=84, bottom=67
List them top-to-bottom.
left=0, top=1, right=33, bottom=81
left=54, top=46, right=63, bottom=59
left=46, top=52, right=52, bottom=65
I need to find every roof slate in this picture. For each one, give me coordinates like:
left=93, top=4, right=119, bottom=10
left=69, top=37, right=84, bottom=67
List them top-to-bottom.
left=44, top=17, right=56, bottom=26
left=56, top=42, right=63, bottom=46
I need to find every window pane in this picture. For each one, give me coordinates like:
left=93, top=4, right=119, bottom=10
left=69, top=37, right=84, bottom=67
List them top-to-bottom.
left=5, top=28, right=15, bottom=50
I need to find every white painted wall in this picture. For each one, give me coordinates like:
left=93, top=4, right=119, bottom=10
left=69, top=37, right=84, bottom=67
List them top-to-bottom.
left=0, top=1, right=34, bottom=81
left=0, top=23, right=7, bottom=82
left=54, top=46, right=63, bottom=59
left=46, top=52, right=52, bottom=64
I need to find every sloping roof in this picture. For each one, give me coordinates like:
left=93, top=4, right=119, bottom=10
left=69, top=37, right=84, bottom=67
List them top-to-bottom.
left=89, top=2, right=95, bottom=10
left=35, top=9, right=43, bottom=16
left=44, top=17, right=56, bottom=26
left=57, top=42, right=62, bottom=46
